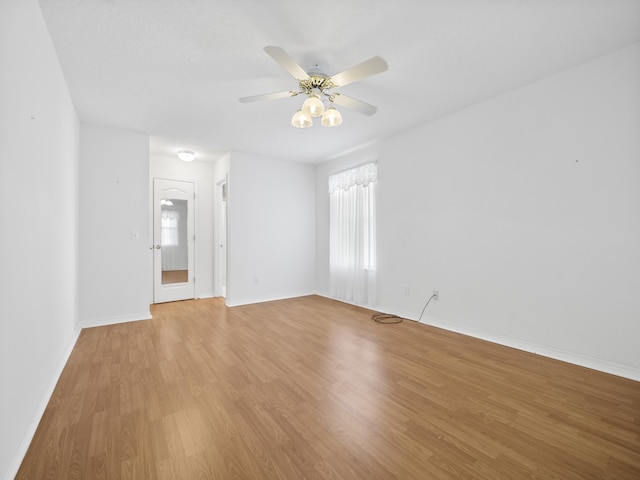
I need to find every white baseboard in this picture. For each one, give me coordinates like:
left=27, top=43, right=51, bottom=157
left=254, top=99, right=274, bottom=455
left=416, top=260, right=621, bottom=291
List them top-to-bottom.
left=226, top=291, right=316, bottom=308
left=197, top=292, right=216, bottom=299
left=314, top=293, right=379, bottom=311
left=327, top=297, right=640, bottom=382
left=370, top=303, right=416, bottom=320
left=79, top=310, right=152, bottom=329
left=419, top=314, right=640, bottom=382
left=2, top=328, right=81, bottom=480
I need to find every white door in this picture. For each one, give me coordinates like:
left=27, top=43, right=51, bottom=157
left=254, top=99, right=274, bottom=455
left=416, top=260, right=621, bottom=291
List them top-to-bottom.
left=153, top=178, right=195, bottom=303
left=215, top=179, right=227, bottom=297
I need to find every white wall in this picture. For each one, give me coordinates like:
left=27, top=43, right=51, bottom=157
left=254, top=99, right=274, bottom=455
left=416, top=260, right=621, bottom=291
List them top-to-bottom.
left=0, top=0, right=80, bottom=478
left=316, top=43, right=640, bottom=379
left=79, top=124, right=151, bottom=327
left=227, top=152, right=316, bottom=306
left=150, top=153, right=216, bottom=298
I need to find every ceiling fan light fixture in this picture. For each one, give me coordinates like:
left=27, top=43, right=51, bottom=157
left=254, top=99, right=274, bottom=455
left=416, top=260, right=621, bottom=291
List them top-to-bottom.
left=241, top=47, right=387, bottom=129
left=302, top=94, right=325, bottom=118
left=321, top=107, right=342, bottom=127
left=291, top=109, right=312, bottom=128
left=177, top=149, right=195, bottom=162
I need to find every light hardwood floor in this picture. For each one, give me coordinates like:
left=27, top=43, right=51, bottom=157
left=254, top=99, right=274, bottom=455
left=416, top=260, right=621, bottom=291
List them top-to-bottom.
left=161, top=269, right=189, bottom=284
left=16, top=296, right=640, bottom=479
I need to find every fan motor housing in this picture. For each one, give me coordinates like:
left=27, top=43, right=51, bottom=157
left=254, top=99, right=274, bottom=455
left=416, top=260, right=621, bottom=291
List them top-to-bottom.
left=299, top=75, right=335, bottom=94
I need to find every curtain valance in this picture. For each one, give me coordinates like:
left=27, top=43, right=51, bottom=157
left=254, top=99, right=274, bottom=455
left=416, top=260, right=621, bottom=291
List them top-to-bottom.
left=328, top=162, right=377, bottom=194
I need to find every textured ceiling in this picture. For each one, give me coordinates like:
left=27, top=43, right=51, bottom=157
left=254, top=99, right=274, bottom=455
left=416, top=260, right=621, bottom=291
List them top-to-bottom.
left=38, top=0, right=640, bottom=164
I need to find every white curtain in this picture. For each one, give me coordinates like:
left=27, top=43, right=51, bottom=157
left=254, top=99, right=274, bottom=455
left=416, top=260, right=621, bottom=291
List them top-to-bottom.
left=329, top=163, right=377, bottom=305
left=161, top=208, right=186, bottom=271
left=161, top=209, right=180, bottom=246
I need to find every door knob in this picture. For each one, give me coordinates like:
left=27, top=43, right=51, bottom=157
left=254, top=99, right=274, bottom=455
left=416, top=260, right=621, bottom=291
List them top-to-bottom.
left=155, top=245, right=162, bottom=249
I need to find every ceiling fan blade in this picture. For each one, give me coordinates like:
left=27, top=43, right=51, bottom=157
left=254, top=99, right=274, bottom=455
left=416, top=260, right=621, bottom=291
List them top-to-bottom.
left=264, top=46, right=310, bottom=81
left=330, top=56, right=388, bottom=87
left=239, top=90, right=299, bottom=103
left=331, top=93, right=377, bottom=116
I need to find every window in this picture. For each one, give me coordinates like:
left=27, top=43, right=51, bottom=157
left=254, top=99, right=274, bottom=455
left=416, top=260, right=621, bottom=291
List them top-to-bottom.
left=329, top=162, right=377, bottom=305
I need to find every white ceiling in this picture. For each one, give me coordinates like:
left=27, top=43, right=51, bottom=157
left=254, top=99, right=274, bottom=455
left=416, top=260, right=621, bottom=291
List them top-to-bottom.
left=38, top=0, right=640, bottom=164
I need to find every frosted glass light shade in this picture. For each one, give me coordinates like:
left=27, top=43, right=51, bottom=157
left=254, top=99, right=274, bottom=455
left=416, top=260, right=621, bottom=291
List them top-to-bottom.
left=302, top=94, right=325, bottom=118
left=321, top=107, right=342, bottom=127
left=291, top=109, right=312, bottom=128
left=177, top=149, right=195, bottom=162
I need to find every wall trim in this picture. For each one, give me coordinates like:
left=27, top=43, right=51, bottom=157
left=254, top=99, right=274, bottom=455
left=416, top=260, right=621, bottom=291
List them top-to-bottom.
left=226, top=291, right=316, bottom=308
left=314, top=293, right=379, bottom=312
left=329, top=296, right=640, bottom=382
left=79, top=310, right=152, bottom=329
left=418, top=314, right=640, bottom=382
left=2, top=328, right=81, bottom=480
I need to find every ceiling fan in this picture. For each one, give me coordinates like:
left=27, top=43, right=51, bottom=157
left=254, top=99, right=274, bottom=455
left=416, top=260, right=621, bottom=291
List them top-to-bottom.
left=239, top=46, right=388, bottom=128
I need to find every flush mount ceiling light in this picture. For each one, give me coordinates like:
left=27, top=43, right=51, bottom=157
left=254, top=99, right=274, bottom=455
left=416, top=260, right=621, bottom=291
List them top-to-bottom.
left=240, top=46, right=388, bottom=128
left=177, top=149, right=195, bottom=162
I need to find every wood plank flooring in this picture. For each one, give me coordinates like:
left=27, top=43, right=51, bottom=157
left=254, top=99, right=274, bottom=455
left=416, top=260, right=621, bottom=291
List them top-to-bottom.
left=162, top=270, right=188, bottom=284
left=16, top=295, right=640, bottom=479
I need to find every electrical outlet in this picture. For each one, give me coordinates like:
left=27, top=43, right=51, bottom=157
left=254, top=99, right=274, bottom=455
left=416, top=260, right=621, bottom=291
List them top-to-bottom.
left=253, top=277, right=259, bottom=285
left=403, top=284, right=410, bottom=295
left=432, top=290, right=439, bottom=301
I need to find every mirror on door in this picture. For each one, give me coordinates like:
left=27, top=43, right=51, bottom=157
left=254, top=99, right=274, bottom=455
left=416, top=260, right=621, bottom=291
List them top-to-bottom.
left=160, top=198, right=188, bottom=284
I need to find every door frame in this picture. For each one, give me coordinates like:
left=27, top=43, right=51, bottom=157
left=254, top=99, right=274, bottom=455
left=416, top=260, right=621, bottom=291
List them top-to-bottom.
left=214, top=176, right=228, bottom=298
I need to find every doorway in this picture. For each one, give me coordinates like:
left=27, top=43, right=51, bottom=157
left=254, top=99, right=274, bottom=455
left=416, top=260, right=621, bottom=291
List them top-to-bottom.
left=153, top=178, right=195, bottom=303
